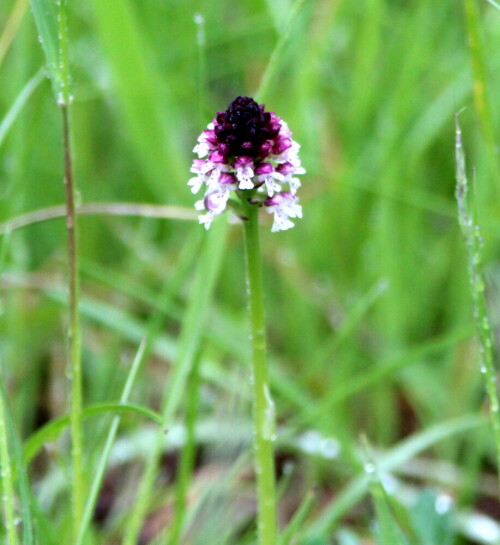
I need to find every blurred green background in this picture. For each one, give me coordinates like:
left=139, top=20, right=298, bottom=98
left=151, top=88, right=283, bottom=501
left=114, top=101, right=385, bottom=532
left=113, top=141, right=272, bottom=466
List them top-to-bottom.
left=1, top=0, right=500, bottom=543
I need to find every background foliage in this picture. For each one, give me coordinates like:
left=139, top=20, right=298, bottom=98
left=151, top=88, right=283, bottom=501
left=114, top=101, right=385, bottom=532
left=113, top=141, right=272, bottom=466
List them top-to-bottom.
left=1, top=0, right=500, bottom=543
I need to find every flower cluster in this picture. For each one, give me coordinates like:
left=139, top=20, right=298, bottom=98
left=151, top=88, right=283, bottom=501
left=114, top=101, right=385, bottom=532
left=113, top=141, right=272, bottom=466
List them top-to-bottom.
left=188, top=96, right=305, bottom=232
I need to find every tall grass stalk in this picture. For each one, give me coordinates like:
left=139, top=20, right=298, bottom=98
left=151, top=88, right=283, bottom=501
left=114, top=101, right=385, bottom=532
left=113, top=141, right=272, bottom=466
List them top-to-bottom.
left=57, top=0, right=84, bottom=535
left=455, top=115, right=500, bottom=494
left=243, top=203, right=277, bottom=545
left=0, top=380, right=19, bottom=545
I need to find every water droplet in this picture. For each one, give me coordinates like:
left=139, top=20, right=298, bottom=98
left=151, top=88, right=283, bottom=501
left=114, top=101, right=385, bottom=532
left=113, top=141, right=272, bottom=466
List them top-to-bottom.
left=193, top=12, right=205, bottom=46
left=262, top=385, right=276, bottom=441
left=297, top=430, right=321, bottom=454
left=320, top=438, right=340, bottom=459
left=364, top=462, right=375, bottom=474
left=435, top=494, right=453, bottom=514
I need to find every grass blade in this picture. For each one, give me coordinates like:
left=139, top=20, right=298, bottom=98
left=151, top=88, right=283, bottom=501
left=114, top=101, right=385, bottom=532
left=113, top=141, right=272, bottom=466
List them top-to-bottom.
left=29, top=0, right=61, bottom=95
left=89, top=0, right=185, bottom=199
left=0, top=69, right=44, bottom=149
left=455, top=114, right=500, bottom=495
left=122, top=219, right=228, bottom=545
left=75, top=339, right=149, bottom=545
left=0, top=376, right=20, bottom=545
left=0, top=378, right=34, bottom=545
left=23, top=400, right=162, bottom=466
left=308, top=414, right=485, bottom=538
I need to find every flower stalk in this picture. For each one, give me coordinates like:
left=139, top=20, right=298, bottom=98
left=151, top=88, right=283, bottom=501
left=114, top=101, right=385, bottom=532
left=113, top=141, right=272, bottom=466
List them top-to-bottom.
left=57, top=0, right=84, bottom=537
left=189, top=96, right=305, bottom=543
left=243, top=200, right=278, bottom=545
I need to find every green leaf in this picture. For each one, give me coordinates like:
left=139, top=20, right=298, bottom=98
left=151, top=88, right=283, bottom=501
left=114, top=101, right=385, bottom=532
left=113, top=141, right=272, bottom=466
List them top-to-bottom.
left=29, top=0, right=61, bottom=95
left=89, top=0, right=186, bottom=200
left=0, top=70, right=44, bottom=150
left=75, top=339, right=149, bottom=545
left=0, top=378, right=35, bottom=545
left=24, top=402, right=162, bottom=465
left=308, top=414, right=485, bottom=537
left=370, top=478, right=409, bottom=545
left=410, top=490, right=454, bottom=545
left=337, top=529, right=363, bottom=545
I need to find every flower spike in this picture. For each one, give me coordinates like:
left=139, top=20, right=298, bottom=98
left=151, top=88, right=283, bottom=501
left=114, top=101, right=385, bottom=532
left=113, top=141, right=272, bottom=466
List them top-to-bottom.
left=189, top=96, right=305, bottom=231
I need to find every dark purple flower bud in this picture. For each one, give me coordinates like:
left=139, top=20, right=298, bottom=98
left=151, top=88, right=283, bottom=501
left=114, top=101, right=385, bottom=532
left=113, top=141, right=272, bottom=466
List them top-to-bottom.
left=211, top=96, right=282, bottom=159
left=273, top=137, right=292, bottom=155
left=209, top=150, right=226, bottom=164
left=234, top=155, right=253, bottom=169
left=255, top=162, right=274, bottom=175
left=276, top=162, right=295, bottom=175
left=219, top=172, right=237, bottom=185
left=265, top=193, right=283, bottom=207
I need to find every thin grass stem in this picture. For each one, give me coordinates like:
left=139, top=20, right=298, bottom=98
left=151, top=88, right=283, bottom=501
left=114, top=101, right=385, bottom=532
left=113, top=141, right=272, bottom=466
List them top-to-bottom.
left=57, top=0, right=84, bottom=536
left=455, top=115, right=500, bottom=497
left=0, top=202, right=196, bottom=235
left=243, top=203, right=277, bottom=545
left=0, top=380, right=19, bottom=545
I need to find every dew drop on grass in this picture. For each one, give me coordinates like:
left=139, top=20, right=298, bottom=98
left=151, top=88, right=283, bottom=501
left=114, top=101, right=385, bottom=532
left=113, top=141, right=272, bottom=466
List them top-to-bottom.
left=262, top=385, right=276, bottom=442
left=320, top=438, right=340, bottom=459
left=364, top=462, right=375, bottom=474
left=435, top=494, right=453, bottom=515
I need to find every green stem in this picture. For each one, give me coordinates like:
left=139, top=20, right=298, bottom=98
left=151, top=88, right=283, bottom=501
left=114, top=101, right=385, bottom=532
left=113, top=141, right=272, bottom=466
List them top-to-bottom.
left=58, top=1, right=83, bottom=536
left=61, top=99, right=84, bottom=541
left=455, top=116, right=500, bottom=497
left=243, top=203, right=277, bottom=545
left=0, top=384, right=19, bottom=545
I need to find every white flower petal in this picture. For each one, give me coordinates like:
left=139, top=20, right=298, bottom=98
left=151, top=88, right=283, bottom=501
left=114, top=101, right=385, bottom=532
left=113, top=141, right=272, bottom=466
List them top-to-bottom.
left=188, top=176, right=204, bottom=194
